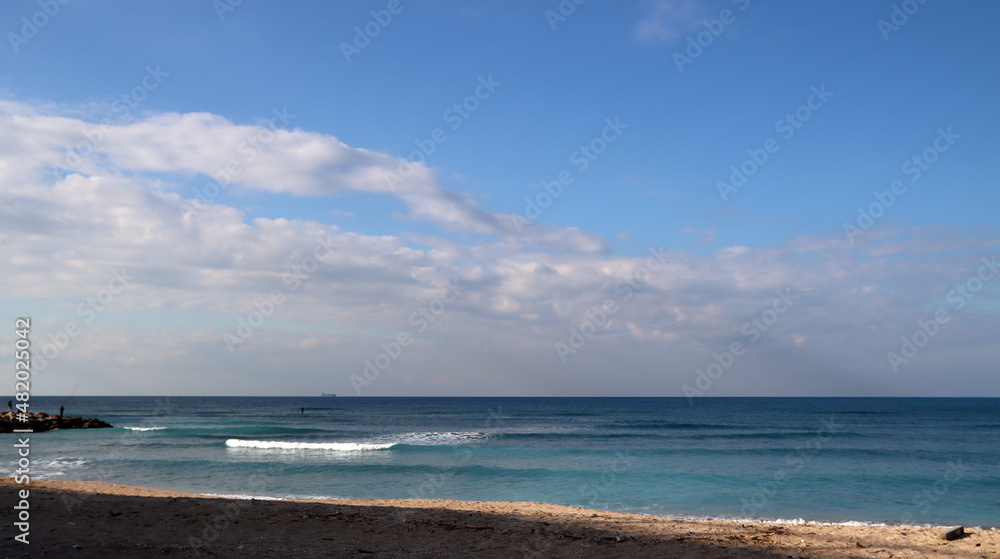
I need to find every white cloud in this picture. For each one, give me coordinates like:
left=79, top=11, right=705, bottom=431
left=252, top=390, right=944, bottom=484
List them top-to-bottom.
left=1, top=101, right=998, bottom=396
left=0, top=102, right=550, bottom=243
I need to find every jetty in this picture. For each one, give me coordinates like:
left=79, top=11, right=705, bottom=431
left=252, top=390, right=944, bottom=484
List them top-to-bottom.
left=0, top=411, right=113, bottom=433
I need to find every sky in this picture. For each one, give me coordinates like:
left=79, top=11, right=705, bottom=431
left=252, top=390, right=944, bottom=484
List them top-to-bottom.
left=1, top=0, right=998, bottom=397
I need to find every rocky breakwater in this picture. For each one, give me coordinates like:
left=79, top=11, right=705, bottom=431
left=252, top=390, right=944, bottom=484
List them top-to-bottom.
left=0, top=411, right=113, bottom=433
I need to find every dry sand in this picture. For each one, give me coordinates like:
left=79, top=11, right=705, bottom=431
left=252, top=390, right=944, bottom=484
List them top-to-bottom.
left=2, top=478, right=996, bottom=558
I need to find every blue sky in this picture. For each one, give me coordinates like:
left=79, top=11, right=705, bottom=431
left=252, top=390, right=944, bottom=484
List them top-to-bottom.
left=1, top=0, right=998, bottom=396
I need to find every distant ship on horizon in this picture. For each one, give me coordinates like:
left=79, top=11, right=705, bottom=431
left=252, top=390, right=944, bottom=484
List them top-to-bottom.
left=320, top=393, right=337, bottom=397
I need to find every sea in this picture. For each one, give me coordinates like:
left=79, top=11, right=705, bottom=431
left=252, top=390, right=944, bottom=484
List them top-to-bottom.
left=4, top=397, right=998, bottom=528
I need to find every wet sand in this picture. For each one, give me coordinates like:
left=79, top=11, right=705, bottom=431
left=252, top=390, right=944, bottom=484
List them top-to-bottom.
left=2, top=478, right=996, bottom=558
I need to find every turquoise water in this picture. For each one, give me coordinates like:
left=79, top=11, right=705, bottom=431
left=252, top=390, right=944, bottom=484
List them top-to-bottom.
left=4, top=397, right=998, bottom=527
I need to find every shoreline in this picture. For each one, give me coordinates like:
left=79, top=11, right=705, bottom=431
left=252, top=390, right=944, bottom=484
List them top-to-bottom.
left=3, top=478, right=995, bottom=558
left=178, top=491, right=999, bottom=531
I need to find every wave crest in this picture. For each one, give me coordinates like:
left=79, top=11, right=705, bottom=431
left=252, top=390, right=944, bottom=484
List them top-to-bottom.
left=385, top=431, right=490, bottom=445
left=225, top=439, right=395, bottom=451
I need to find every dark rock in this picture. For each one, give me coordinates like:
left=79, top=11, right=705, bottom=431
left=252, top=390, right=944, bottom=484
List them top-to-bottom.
left=0, top=411, right=113, bottom=433
left=940, top=526, right=964, bottom=541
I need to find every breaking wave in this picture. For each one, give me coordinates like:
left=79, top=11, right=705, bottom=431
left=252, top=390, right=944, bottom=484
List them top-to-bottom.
left=224, top=432, right=491, bottom=452
left=225, top=439, right=396, bottom=451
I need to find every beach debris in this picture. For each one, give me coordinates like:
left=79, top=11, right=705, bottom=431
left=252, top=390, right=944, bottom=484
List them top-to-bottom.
left=940, top=526, right=964, bottom=541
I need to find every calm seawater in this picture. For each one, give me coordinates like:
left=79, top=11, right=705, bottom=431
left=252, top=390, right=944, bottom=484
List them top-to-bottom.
left=4, top=397, right=998, bottom=527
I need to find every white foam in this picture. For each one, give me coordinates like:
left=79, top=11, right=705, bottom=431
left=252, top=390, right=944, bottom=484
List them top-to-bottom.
left=123, top=426, right=167, bottom=431
left=382, top=431, right=490, bottom=445
left=225, top=432, right=490, bottom=452
left=225, top=439, right=395, bottom=451
left=0, top=457, right=91, bottom=480
left=40, top=458, right=89, bottom=470
left=201, top=493, right=283, bottom=501
left=201, top=493, right=348, bottom=501
left=640, top=512, right=950, bottom=528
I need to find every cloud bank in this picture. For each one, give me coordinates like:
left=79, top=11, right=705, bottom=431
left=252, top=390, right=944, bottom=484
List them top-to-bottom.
left=1, top=101, right=997, bottom=396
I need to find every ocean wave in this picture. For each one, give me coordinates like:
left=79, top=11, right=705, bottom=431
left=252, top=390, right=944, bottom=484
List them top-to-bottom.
left=123, top=426, right=168, bottom=431
left=184, top=426, right=338, bottom=438
left=382, top=431, right=491, bottom=445
left=687, top=431, right=865, bottom=440
left=224, top=432, right=491, bottom=453
left=225, top=439, right=395, bottom=451
left=0, top=457, right=91, bottom=479
left=40, top=458, right=90, bottom=469
left=201, top=493, right=283, bottom=500
left=203, top=493, right=347, bottom=501
left=635, top=511, right=999, bottom=529
left=643, top=511, right=893, bottom=526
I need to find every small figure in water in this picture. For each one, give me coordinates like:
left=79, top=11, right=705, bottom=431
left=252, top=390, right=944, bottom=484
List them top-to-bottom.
left=6, top=400, right=11, bottom=413
left=60, top=405, right=64, bottom=418
left=300, top=407, right=304, bottom=414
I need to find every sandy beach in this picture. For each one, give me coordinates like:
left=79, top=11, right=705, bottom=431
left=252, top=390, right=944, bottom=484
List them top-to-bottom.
left=2, top=478, right=995, bottom=558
